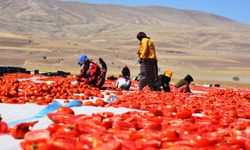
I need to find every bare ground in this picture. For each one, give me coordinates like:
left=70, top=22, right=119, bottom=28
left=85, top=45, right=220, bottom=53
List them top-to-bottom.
left=0, top=32, right=249, bottom=89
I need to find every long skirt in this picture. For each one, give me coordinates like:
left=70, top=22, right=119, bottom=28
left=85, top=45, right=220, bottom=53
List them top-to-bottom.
left=139, top=59, right=157, bottom=90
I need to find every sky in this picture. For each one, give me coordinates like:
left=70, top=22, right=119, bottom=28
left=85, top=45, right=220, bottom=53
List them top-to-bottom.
left=77, top=0, right=250, bottom=25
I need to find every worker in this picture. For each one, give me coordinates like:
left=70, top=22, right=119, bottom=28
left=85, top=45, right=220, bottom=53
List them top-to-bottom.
left=136, top=32, right=158, bottom=90
left=77, top=55, right=107, bottom=89
left=116, top=66, right=131, bottom=90
left=154, top=70, right=172, bottom=92
left=174, top=74, right=193, bottom=93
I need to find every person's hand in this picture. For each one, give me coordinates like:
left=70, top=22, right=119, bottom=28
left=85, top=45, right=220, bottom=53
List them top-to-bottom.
left=138, top=58, right=142, bottom=64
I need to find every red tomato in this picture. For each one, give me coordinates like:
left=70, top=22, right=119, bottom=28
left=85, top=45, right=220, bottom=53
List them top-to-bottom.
left=9, top=90, right=18, bottom=97
left=97, top=93, right=104, bottom=98
left=95, top=99, right=107, bottom=107
left=83, top=101, right=95, bottom=106
left=165, top=105, right=177, bottom=113
left=56, top=106, right=74, bottom=115
left=147, top=109, right=163, bottom=116
left=176, top=110, right=193, bottom=119
left=100, top=112, right=114, bottom=118
left=47, top=113, right=74, bottom=124
left=102, top=118, right=113, bottom=129
left=113, top=120, right=135, bottom=130
left=0, top=121, right=9, bottom=134
left=10, top=121, right=38, bottom=139
left=139, top=121, right=162, bottom=131
left=77, top=122, right=106, bottom=135
left=47, top=123, right=61, bottom=134
left=54, top=124, right=79, bottom=137
left=24, top=129, right=50, bottom=143
left=160, top=129, right=180, bottom=142
left=79, top=134, right=103, bottom=148
left=190, top=135, right=216, bottom=148
left=227, top=135, right=247, bottom=146
left=49, top=136, right=78, bottom=150
left=136, top=139, right=162, bottom=149
left=95, top=140, right=121, bottom=150
left=245, top=140, right=250, bottom=149
left=20, top=141, right=49, bottom=150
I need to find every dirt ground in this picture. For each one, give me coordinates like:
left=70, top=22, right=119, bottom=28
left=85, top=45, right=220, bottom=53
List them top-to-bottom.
left=0, top=32, right=249, bottom=89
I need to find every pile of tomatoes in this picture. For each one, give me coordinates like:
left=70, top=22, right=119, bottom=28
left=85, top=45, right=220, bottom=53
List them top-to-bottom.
left=0, top=73, right=105, bottom=105
left=1, top=73, right=250, bottom=149
left=20, top=106, right=250, bottom=149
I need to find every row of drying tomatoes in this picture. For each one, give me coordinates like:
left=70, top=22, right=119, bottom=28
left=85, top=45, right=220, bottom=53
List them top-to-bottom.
left=0, top=73, right=107, bottom=105
left=1, top=73, right=250, bottom=149
left=107, top=86, right=250, bottom=119
left=6, top=87, right=250, bottom=149
left=8, top=105, right=250, bottom=150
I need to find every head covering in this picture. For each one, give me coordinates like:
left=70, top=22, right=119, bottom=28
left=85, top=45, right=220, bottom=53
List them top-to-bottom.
left=137, top=32, right=148, bottom=41
left=79, top=55, right=87, bottom=64
left=122, top=66, right=130, bottom=78
left=164, top=70, right=173, bottom=78
left=184, top=74, right=193, bottom=83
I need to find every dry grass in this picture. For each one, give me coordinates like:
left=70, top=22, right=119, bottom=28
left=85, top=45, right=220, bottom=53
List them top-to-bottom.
left=0, top=30, right=249, bottom=89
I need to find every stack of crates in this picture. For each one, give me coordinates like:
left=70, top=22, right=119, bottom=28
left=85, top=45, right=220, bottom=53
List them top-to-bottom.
left=0, top=66, right=30, bottom=76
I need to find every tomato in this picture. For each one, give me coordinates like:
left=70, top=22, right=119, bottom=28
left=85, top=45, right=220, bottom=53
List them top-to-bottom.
left=9, top=90, right=18, bottom=97
left=97, top=93, right=104, bottom=98
left=95, top=99, right=107, bottom=107
left=83, top=101, right=95, bottom=106
left=165, top=105, right=177, bottom=113
left=56, top=106, right=74, bottom=115
left=147, top=109, right=163, bottom=116
left=176, top=110, right=193, bottom=119
left=100, top=112, right=114, bottom=118
left=47, top=113, right=74, bottom=124
left=102, top=118, right=113, bottom=129
left=113, top=120, right=136, bottom=130
left=0, top=121, right=9, bottom=134
left=10, top=121, right=38, bottom=139
left=138, top=121, right=162, bottom=131
left=78, top=122, right=106, bottom=135
left=47, top=123, right=61, bottom=134
left=54, top=124, right=79, bottom=137
left=24, top=129, right=50, bottom=143
left=160, top=129, right=180, bottom=142
left=79, top=134, right=103, bottom=148
left=190, top=135, right=216, bottom=148
left=227, top=135, right=247, bottom=146
left=49, top=136, right=78, bottom=150
left=118, top=139, right=137, bottom=150
left=136, top=139, right=162, bottom=149
left=95, top=140, right=121, bottom=150
left=245, top=140, right=250, bottom=149
left=20, top=141, right=49, bottom=150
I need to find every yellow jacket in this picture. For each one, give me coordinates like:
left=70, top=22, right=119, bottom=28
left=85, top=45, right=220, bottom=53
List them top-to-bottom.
left=137, top=38, right=157, bottom=60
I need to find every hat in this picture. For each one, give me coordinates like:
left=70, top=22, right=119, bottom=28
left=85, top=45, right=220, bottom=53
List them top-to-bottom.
left=137, top=32, right=148, bottom=41
left=79, top=55, right=87, bottom=64
left=122, top=66, right=130, bottom=78
left=164, top=70, right=173, bottom=78
left=184, top=74, right=193, bottom=83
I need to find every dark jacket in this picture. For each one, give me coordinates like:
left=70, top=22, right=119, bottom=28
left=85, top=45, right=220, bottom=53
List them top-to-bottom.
left=154, top=74, right=171, bottom=92
left=174, top=75, right=193, bottom=93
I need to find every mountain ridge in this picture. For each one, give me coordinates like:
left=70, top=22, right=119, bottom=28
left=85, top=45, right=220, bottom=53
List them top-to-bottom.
left=0, top=0, right=249, bottom=37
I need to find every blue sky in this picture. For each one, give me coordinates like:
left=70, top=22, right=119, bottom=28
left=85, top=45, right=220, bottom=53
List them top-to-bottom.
left=78, top=0, right=250, bottom=25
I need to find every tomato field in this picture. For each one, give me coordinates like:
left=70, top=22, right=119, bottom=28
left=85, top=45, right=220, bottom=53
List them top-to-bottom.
left=1, top=73, right=250, bottom=149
